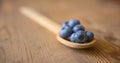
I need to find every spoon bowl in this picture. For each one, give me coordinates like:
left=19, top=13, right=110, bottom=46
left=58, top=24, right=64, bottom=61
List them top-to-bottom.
left=20, top=7, right=96, bottom=49
left=57, top=35, right=96, bottom=48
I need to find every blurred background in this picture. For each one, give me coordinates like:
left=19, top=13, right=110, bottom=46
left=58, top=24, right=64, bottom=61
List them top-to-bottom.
left=0, top=0, right=120, bottom=63
left=1, top=0, right=120, bottom=32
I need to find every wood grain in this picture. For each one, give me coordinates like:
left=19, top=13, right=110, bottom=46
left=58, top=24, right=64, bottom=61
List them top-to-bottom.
left=0, top=0, right=120, bottom=63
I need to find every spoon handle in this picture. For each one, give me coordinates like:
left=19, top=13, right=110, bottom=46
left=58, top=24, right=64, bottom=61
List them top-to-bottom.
left=20, top=7, right=61, bottom=34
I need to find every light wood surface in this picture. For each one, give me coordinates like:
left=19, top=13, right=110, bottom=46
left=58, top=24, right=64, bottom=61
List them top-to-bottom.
left=0, top=0, right=120, bottom=63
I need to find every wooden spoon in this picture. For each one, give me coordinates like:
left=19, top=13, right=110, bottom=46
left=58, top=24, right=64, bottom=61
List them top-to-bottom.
left=20, top=7, right=96, bottom=48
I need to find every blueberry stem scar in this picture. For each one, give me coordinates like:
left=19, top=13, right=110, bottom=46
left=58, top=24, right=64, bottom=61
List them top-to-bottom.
left=19, top=7, right=96, bottom=49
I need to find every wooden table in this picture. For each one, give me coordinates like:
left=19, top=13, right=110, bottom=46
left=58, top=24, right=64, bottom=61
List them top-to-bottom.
left=0, top=0, right=120, bottom=63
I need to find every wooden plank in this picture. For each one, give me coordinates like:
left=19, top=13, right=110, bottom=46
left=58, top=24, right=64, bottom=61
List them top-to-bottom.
left=0, top=0, right=120, bottom=63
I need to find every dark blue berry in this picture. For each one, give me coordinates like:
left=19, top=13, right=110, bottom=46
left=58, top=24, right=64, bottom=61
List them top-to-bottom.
left=68, top=19, right=80, bottom=28
left=62, top=21, right=68, bottom=28
left=73, top=25, right=85, bottom=32
left=59, top=26, right=73, bottom=39
left=74, top=30, right=85, bottom=43
left=85, top=31, right=94, bottom=42
left=82, top=32, right=88, bottom=42
left=70, top=33, right=76, bottom=42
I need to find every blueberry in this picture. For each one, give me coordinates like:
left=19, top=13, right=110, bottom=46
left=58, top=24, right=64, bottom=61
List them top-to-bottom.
left=68, top=19, right=80, bottom=28
left=62, top=21, right=68, bottom=28
left=73, top=25, right=85, bottom=32
left=59, top=26, right=73, bottom=39
left=61, top=26, right=71, bottom=30
left=74, top=30, right=85, bottom=43
left=85, top=31, right=94, bottom=42
left=82, top=32, right=88, bottom=42
left=70, top=33, right=76, bottom=42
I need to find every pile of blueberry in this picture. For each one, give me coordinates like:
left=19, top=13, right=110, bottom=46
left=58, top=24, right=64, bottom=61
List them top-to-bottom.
left=59, top=19, right=94, bottom=43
